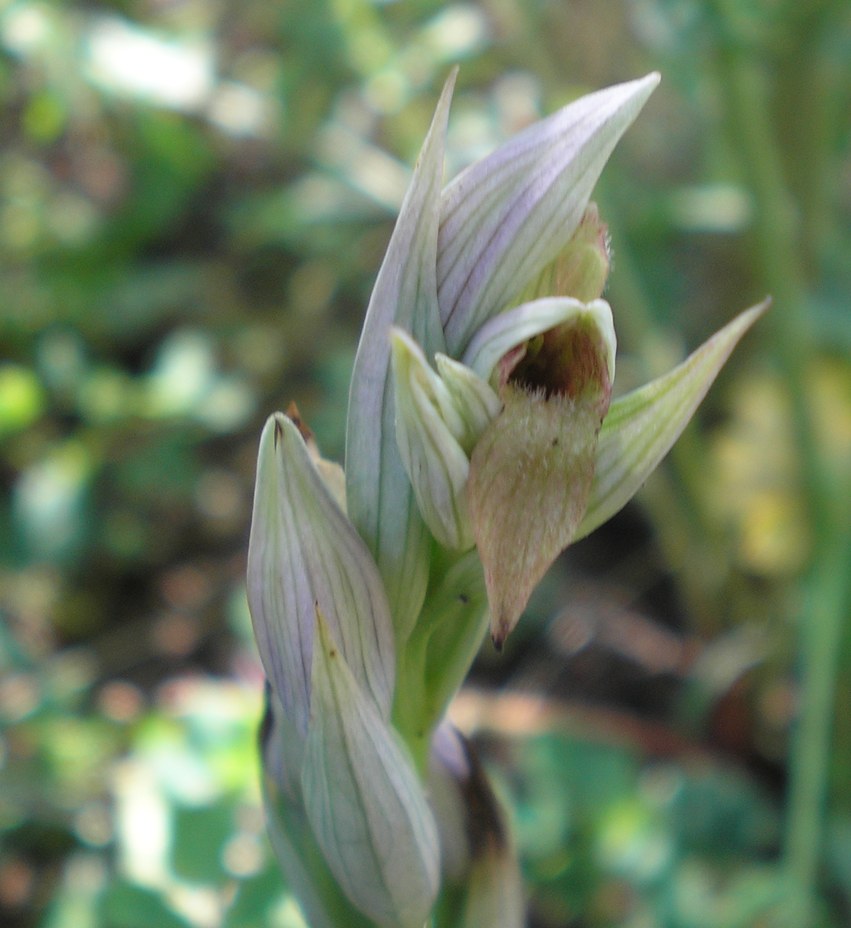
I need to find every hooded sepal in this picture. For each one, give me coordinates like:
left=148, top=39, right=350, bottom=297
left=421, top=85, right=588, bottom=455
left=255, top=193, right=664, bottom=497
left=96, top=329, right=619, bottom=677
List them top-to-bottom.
left=346, top=71, right=457, bottom=642
left=438, top=73, right=660, bottom=354
left=462, top=297, right=616, bottom=388
left=576, top=299, right=771, bottom=541
left=467, top=304, right=617, bottom=647
left=247, top=413, right=395, bottom=735
left=302, top=608, right=441, bottom=928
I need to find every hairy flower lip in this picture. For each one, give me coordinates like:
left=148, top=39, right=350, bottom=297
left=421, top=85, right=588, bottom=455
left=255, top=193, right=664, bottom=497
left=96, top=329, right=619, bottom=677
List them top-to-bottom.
left=467, top=305, right=617, bottom=649
left=506, top=319, right=613, bottom=414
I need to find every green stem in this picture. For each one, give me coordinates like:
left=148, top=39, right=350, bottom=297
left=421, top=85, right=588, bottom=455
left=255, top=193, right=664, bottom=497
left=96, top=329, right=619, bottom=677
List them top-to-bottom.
left=706, top=4, right=845, bottom=920
left=784, top=529, right=851, bottom=926
left=392, top=548, right=490, bottom=777
left=392, top=632, right=432, bottom=775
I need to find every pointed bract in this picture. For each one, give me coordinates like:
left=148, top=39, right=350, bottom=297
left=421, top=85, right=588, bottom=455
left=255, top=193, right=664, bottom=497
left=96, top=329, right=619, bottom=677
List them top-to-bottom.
left=346, top=71, right=457, bottom=642
left=438, top=73, right=660, bottom=353
left=576, top=300, right=771, bottom=541
left=247, top=414, right=395, bottom=734
left=302, top=609, right=440, bottom=928
left=261, top=692, right=375, bottom=928
left=427, top=724, right=525, bottom=928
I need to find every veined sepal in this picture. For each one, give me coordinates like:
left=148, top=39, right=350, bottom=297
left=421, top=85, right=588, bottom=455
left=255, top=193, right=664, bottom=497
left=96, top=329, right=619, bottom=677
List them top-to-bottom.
left=346, top=70, right=457, bottom=642
left=438, top=72, right=660, bottom=354
left=391, top=327, right=500, bottom=550
left=434, top=353, right=503, bottom=448
left=247, top=413, right=395, bottom=735
left=302, top=608, right=441, bottom=928
left=260, top=691, right=374, bottom=928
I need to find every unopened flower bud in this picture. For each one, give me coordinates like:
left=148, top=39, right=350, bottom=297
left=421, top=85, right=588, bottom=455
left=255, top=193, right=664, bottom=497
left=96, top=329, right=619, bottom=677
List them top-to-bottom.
left=515, top=202, right=611, bottom=305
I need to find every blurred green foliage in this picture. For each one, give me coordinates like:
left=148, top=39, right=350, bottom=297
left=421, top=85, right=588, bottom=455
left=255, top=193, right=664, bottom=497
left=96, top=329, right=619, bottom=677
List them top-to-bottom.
left=1, top=0, right=849, bottom=926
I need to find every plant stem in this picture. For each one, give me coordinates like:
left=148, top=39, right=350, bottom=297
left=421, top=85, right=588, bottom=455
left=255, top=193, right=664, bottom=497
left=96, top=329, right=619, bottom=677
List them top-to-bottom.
left=707, top=5, right=846, bottom=921
left=784, top=529, right=851, bottom=925
left=392, top=634, right=432, bottom=775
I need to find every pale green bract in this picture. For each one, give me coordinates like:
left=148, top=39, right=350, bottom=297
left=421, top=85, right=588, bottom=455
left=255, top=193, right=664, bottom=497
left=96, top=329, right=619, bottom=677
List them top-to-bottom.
left=246, top=68, right=767, bottom=928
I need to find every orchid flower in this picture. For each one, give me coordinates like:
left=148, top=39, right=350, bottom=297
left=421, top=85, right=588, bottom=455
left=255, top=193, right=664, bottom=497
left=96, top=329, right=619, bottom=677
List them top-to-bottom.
left=247, top=69, right=767, bottom=928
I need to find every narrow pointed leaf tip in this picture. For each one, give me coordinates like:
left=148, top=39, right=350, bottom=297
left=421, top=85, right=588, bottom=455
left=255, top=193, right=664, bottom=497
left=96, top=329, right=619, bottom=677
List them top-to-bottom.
left=438, top=71, right=660, bottom=353
left=577, top=298, right=771, bottom=541
left=247, top=413, right=395, bottom=735
left=303, top=608, right=440, bottom=928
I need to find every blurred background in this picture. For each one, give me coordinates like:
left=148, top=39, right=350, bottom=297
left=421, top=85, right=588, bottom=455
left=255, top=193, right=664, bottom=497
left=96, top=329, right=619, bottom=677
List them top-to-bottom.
left=1, top=1, right=849, bottom=926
